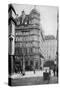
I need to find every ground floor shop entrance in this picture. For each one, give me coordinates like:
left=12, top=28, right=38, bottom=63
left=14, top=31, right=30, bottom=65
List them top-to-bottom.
left=8, top=55, right=43, bottom=75
left=13, top=55, right=41, bottom=73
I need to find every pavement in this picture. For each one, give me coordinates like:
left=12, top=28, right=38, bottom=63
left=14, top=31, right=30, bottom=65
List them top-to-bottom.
left=9, top=70, right=54, bottom=79
left=9, top=70, right=58, bottom=86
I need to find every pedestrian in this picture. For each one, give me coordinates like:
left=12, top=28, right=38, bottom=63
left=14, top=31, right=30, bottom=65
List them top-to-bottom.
left=20, top=66, right=22, bottom=74
left=53, top=67, right=55, bottom=76
left=57, top=67, right=58, bottom=78
left=34, top=68, right=35, bottom=74
left=43, top=69, right=48, bottom=81
left=47, top=69, right=50, bottom=84
left=49, top=69, right=51, bottom=77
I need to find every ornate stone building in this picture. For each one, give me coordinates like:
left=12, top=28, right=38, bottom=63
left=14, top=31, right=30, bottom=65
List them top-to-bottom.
left=14, top=8, right=44, bottom=72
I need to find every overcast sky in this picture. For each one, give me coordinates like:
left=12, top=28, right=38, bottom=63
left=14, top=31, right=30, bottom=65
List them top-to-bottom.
left=13, top=4, right=58, bottom=37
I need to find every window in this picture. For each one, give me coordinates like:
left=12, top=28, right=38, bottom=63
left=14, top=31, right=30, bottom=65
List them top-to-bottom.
left=17, top=21, right=20, bottom=25
left=20, top=43, right=22, bottom=47
left=15, top=47, right=19, bottom=55
left=27, top=48, right=29, bottom=54
left=30, top=48, right=32, bottom=54
left=25, top=61, right=28, bottom=66
left=30, top=61, right=33, bottom=65
left=35, top=62, right=38, bottom=69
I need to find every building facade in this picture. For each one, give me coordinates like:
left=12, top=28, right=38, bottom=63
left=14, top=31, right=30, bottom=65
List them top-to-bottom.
left=14, top=8, right=45, bottom=72
left=41, top=35, right=57, bottom=60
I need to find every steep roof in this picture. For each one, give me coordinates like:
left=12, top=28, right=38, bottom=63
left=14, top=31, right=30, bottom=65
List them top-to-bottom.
left=8, top=4, right=16, bottom=15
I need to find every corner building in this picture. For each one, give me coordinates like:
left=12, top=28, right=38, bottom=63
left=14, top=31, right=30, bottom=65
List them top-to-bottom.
left=14, top=8, right=44, bottom=71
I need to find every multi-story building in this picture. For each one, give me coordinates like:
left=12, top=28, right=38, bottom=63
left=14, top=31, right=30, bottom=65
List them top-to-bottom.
left=14, top=8, right=45, bottom=72
left=40, top=35, right=57, bottom=68
left=41, top=35, right=57, bottom=60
